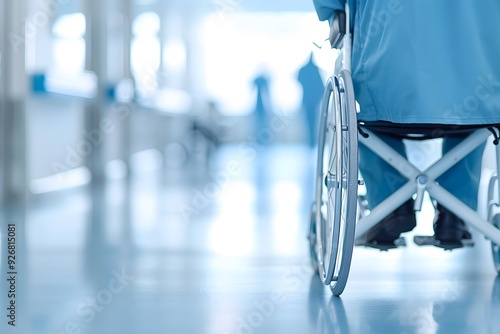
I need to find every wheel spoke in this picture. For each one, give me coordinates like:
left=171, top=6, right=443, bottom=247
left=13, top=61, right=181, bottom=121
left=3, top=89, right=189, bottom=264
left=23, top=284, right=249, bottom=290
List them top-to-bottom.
left=309, top=71, right=358, bottom=295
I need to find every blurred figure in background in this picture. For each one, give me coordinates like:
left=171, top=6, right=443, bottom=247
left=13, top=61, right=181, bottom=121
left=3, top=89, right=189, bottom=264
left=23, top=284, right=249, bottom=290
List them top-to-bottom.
left=297, top=53, right=324, bottom=148
left=252, top=71, right=273, bottom=213
left=252, top=72, right=272, bottom=146
left=187, top=100, right=226, bottom=176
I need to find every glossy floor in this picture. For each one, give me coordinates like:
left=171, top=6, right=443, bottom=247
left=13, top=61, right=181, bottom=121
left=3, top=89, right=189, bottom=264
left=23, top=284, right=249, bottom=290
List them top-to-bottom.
left=1, top=144, right=499, bottom=334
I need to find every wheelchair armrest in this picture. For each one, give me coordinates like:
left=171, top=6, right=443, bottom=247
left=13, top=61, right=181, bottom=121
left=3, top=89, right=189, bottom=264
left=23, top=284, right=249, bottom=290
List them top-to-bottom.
left=329, top=11, right=347, bottom=49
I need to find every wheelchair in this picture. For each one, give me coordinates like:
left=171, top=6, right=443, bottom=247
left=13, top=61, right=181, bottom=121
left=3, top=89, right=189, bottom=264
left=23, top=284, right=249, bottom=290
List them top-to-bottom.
left=308, top=7, right=500, bottom=296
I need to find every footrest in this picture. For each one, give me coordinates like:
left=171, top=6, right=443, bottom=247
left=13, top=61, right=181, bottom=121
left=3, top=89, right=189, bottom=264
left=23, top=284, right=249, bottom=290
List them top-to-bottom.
left=413, top=235, right=474, bottom=251
left=355, top=237, right=406, bottom=251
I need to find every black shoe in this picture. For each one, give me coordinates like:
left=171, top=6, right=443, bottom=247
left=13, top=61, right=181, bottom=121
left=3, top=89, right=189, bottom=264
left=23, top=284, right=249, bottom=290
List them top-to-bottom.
left=364, top=200, right=417, bottom=244
left=433, top=204, right=471, bottom=244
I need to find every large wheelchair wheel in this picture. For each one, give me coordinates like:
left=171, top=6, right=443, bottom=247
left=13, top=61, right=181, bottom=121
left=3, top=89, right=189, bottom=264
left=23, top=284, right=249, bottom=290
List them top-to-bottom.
left=309, top=70, right=358, bottom=295
left=487, top=174, right=500, bottom=273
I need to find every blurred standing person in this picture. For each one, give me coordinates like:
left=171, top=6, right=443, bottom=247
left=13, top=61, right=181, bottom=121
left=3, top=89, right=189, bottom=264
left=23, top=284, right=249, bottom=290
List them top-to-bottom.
left=297, top=53, right=324, bottom=148
left=297, top=54, right=325, bottom=215
left=252, top=71, right=273, bottom=213
left=253, top=72, right=272, bottom=145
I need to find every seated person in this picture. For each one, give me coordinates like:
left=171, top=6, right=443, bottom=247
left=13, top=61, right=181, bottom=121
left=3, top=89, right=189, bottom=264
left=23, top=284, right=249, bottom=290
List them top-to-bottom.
left=312, top=0, right=500, bottom=244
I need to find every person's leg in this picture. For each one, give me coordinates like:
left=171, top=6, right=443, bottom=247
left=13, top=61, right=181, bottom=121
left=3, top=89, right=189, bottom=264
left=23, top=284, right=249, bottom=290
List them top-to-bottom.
left=359, top=132, right=416, bottom=243
left=359, top=133, right=408, bottom=208
left=434, top=136, right=486, bottom=243
left=437, top=136, right=486, bottom=210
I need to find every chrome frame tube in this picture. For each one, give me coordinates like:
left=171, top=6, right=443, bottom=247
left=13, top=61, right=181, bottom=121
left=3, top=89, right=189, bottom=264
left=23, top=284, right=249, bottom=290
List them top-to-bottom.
left=357, top=128, right=499, bottom=244
left=359, top=129, right=421, bottom=179
left=424, top=129, right=491, bottom=181
left=355, top=182, right=416, bottom=238
left=428, top=184, right=500, bottom=245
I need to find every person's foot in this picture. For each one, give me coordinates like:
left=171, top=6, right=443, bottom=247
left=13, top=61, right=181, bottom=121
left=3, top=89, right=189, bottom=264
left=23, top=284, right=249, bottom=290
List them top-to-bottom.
left=364, top=200, right=417, bottom=244
left=433, top=204, right=471, bottom=244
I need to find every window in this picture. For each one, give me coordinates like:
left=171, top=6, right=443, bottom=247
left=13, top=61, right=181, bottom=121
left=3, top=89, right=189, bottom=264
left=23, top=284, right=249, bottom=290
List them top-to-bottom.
left=131, top=12, right=161, bottom=97
left=201, top=12, right=334, bottom=116
left=52, top=13, right=86, bottom=73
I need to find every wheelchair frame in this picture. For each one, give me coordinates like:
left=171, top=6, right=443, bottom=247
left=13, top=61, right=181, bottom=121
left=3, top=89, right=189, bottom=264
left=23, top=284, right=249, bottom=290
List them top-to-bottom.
left=308, top=4, right=500, bottom=295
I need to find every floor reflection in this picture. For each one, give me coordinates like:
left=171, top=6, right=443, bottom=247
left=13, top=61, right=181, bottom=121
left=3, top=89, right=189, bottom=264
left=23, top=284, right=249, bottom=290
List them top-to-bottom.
left=3, top=144, right=500, bottom=333
left=308, top=276, right=350, bottom=334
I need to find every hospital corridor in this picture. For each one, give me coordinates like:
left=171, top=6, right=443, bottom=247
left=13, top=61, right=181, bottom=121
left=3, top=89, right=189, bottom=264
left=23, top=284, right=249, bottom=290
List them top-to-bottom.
left=1, top=1, right=500, bottom=333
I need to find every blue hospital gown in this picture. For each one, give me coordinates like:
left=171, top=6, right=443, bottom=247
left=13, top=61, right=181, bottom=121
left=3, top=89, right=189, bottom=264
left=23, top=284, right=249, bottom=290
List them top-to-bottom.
left=313, top=0, right=500, bottom=124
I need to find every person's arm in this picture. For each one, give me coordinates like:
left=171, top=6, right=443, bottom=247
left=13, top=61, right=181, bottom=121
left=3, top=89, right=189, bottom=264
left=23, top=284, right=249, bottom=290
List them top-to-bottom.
left=312, top=0, right=345, bottom=22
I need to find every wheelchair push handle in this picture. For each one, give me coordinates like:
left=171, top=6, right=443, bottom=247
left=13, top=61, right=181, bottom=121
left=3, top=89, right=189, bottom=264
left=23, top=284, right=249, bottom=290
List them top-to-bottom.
left=329, top=11, right=347, bottom=49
